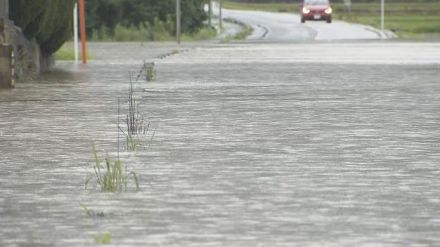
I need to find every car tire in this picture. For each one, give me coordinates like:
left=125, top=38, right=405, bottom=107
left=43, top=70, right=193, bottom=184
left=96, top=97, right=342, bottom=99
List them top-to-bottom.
left=301, top=18, right=305, bottom=23
left=327, top=18, right=332, bottom=23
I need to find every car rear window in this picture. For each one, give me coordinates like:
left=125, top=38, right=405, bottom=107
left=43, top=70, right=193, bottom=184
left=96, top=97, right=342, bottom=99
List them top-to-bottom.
left=304, top=0, right=329, bottom=5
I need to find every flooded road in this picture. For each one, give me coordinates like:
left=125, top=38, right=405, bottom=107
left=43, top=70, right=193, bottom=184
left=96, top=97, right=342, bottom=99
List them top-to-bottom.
left=1, top=41, right=440, bottom=246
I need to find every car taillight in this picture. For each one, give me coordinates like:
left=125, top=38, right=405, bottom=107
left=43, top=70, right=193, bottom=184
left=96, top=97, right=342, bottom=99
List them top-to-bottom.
left=302, top=7, right=310, bottom=14
left=325, top=7, right=332, bottom=14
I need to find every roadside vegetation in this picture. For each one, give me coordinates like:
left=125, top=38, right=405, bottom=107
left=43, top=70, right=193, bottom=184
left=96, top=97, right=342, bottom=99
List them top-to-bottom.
left=85, top=0, right=213, bottom=42
left=223, top=0, right=440, bottom=39
left=222, top=18, right=254, bottom=42
left=90, top=23, right=217, bottom=42
left=54, top=45, right=94, bottom=61
left=85, top=144, right=139, bottom=192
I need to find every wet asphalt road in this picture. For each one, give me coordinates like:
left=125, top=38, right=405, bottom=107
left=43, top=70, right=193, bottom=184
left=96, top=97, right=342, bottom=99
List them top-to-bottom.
left=222, top=8, right=383, bottom=41
left=1, top=11, right=440, bottom=247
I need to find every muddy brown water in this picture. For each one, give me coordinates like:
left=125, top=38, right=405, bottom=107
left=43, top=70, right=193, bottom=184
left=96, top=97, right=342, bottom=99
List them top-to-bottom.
left=1, top=41, right=440, bottom=246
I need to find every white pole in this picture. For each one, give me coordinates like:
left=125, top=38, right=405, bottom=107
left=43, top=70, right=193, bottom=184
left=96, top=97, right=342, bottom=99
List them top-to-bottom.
left=176, top=0, right=181, bottom=45
left=219, top=0, right=223, bottom=31
left=381, top=0, right=384, bottom=38
left=73, top=2, right=79, bottom=63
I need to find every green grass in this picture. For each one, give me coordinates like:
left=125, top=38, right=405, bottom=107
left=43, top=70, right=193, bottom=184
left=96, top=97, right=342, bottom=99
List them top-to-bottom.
left=223, top=1, right=440, bottom=39
left=223, top=1, right=296, bottom=12
left=332, top=2, right=440, bottom=38
left=90, top=17, right=217, bottom=42
left=222, top=18, right=254, bottom=42
left=182, top=27, right=217, bottom=41
left=54, top=44, right=93, bottom=61
left=123, top=75, right=155, bottom=151
left=85, top=144, right=139, bottom=192
left=94, top=233, right=111, bottom=245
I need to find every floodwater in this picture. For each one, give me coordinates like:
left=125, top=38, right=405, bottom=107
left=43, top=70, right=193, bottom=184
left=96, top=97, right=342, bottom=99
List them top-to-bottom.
left=1, top=41, right=440, bottom=246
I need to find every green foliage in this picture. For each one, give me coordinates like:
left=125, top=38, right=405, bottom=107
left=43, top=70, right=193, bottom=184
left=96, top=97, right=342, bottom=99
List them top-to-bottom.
left=11, top=0, right=76, bottom=56
left=85, top=0, right=207, bottom=38
left=224, top=0, right=440, bottom=38
left=332, top=2, right=440, bottom=37
left=90, top=20, right=215, bottom=42
left=181, top=27, right=217, bottom=41
left=54, top=44, right=93, bottom=61
left=144, top=63, right=157, bottom=82
left=123, top=77, right=155, bottom=151
left=86, top=144, right=139, bottom=192
left=94, top=233, right=111, bottom=245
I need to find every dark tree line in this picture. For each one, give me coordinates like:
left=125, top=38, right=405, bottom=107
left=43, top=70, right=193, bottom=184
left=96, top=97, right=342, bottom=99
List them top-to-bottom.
left=9, top=0, right=207, bottom=56
left=85, top=0, right=207, bottom=36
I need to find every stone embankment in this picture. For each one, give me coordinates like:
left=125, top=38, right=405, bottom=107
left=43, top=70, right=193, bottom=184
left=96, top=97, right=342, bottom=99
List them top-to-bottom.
left=1, top=19, right=52, bottom=88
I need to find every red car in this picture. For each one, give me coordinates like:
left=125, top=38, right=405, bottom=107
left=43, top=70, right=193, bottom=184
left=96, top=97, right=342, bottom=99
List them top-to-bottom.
left=300, top=0, right=332, bottom=23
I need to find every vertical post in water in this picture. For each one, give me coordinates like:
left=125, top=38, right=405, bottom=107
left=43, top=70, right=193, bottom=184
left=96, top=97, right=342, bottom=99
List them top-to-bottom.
left=79, top=0, right=87, bottom=64
left=176, top=0, right=181, bottom=45
left=219, top=0, right=223, bottom=31
left=381, top=0, right=385, bottom=38
left=73, top=2, right=79, bottom=64
left=117, top=97, right=120, bottom=161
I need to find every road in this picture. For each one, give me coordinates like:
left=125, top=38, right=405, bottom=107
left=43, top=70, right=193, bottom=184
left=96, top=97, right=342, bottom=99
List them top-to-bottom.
left=1, top=8, right=440, bottom=247
left=222, top=8, right=384, bottom=41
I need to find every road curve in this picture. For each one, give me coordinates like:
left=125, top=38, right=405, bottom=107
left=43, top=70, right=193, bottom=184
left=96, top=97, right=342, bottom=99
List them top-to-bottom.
left=222, top=8, right=383, bottom=42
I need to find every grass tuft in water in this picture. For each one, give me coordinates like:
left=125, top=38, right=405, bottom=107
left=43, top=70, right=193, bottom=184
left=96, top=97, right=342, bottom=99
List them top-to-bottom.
left=144, top=62, right=156, bottom=82
left=120, top=71, right=155, bottom=151
left=85, top=144, right=139, bottom=192
left=80, top=204, right=105, bottom=217
left=94, top=232, right=111, bottom=245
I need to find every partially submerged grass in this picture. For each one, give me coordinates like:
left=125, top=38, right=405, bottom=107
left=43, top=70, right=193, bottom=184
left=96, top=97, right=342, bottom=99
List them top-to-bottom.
left=144, top=62, right=156, bottom=82
left=118, top=67, right=155, bottom=152
left=123, top=77, right=155, bottom=151
left=85, top=144, right=139, bottom=192
left=80, top=204, right=105, bottom=218
left=94, top=232, right=111, bottom=245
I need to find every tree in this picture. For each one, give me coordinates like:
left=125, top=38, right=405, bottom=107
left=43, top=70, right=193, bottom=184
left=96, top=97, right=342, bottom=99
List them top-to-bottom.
left=11, top=0, right=75, bottom=56
left=85, top=0, right=207, bottom=36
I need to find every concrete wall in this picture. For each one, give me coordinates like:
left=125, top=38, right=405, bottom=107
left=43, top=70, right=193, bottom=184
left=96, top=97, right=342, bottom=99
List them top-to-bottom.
left=1, top=1, right=53, bottom=86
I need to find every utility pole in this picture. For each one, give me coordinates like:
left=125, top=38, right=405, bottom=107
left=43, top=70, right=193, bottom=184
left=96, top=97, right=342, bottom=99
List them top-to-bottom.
left=79, top=0, right=87, bottom=64
left=176, top=0, right=181, bottom=45
left=208, top=0, right=212, bottom=27
left=219, top=0, right=223, bottom=31
left=344, top=0, right=351, bottom=14
left=381, top=0, right=385, bottom=38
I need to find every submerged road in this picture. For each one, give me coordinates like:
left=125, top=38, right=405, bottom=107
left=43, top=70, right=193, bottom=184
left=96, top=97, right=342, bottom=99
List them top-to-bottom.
left=0, top=8, right=440, bottom=247
left=222, top=8, right=383, bottom=41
